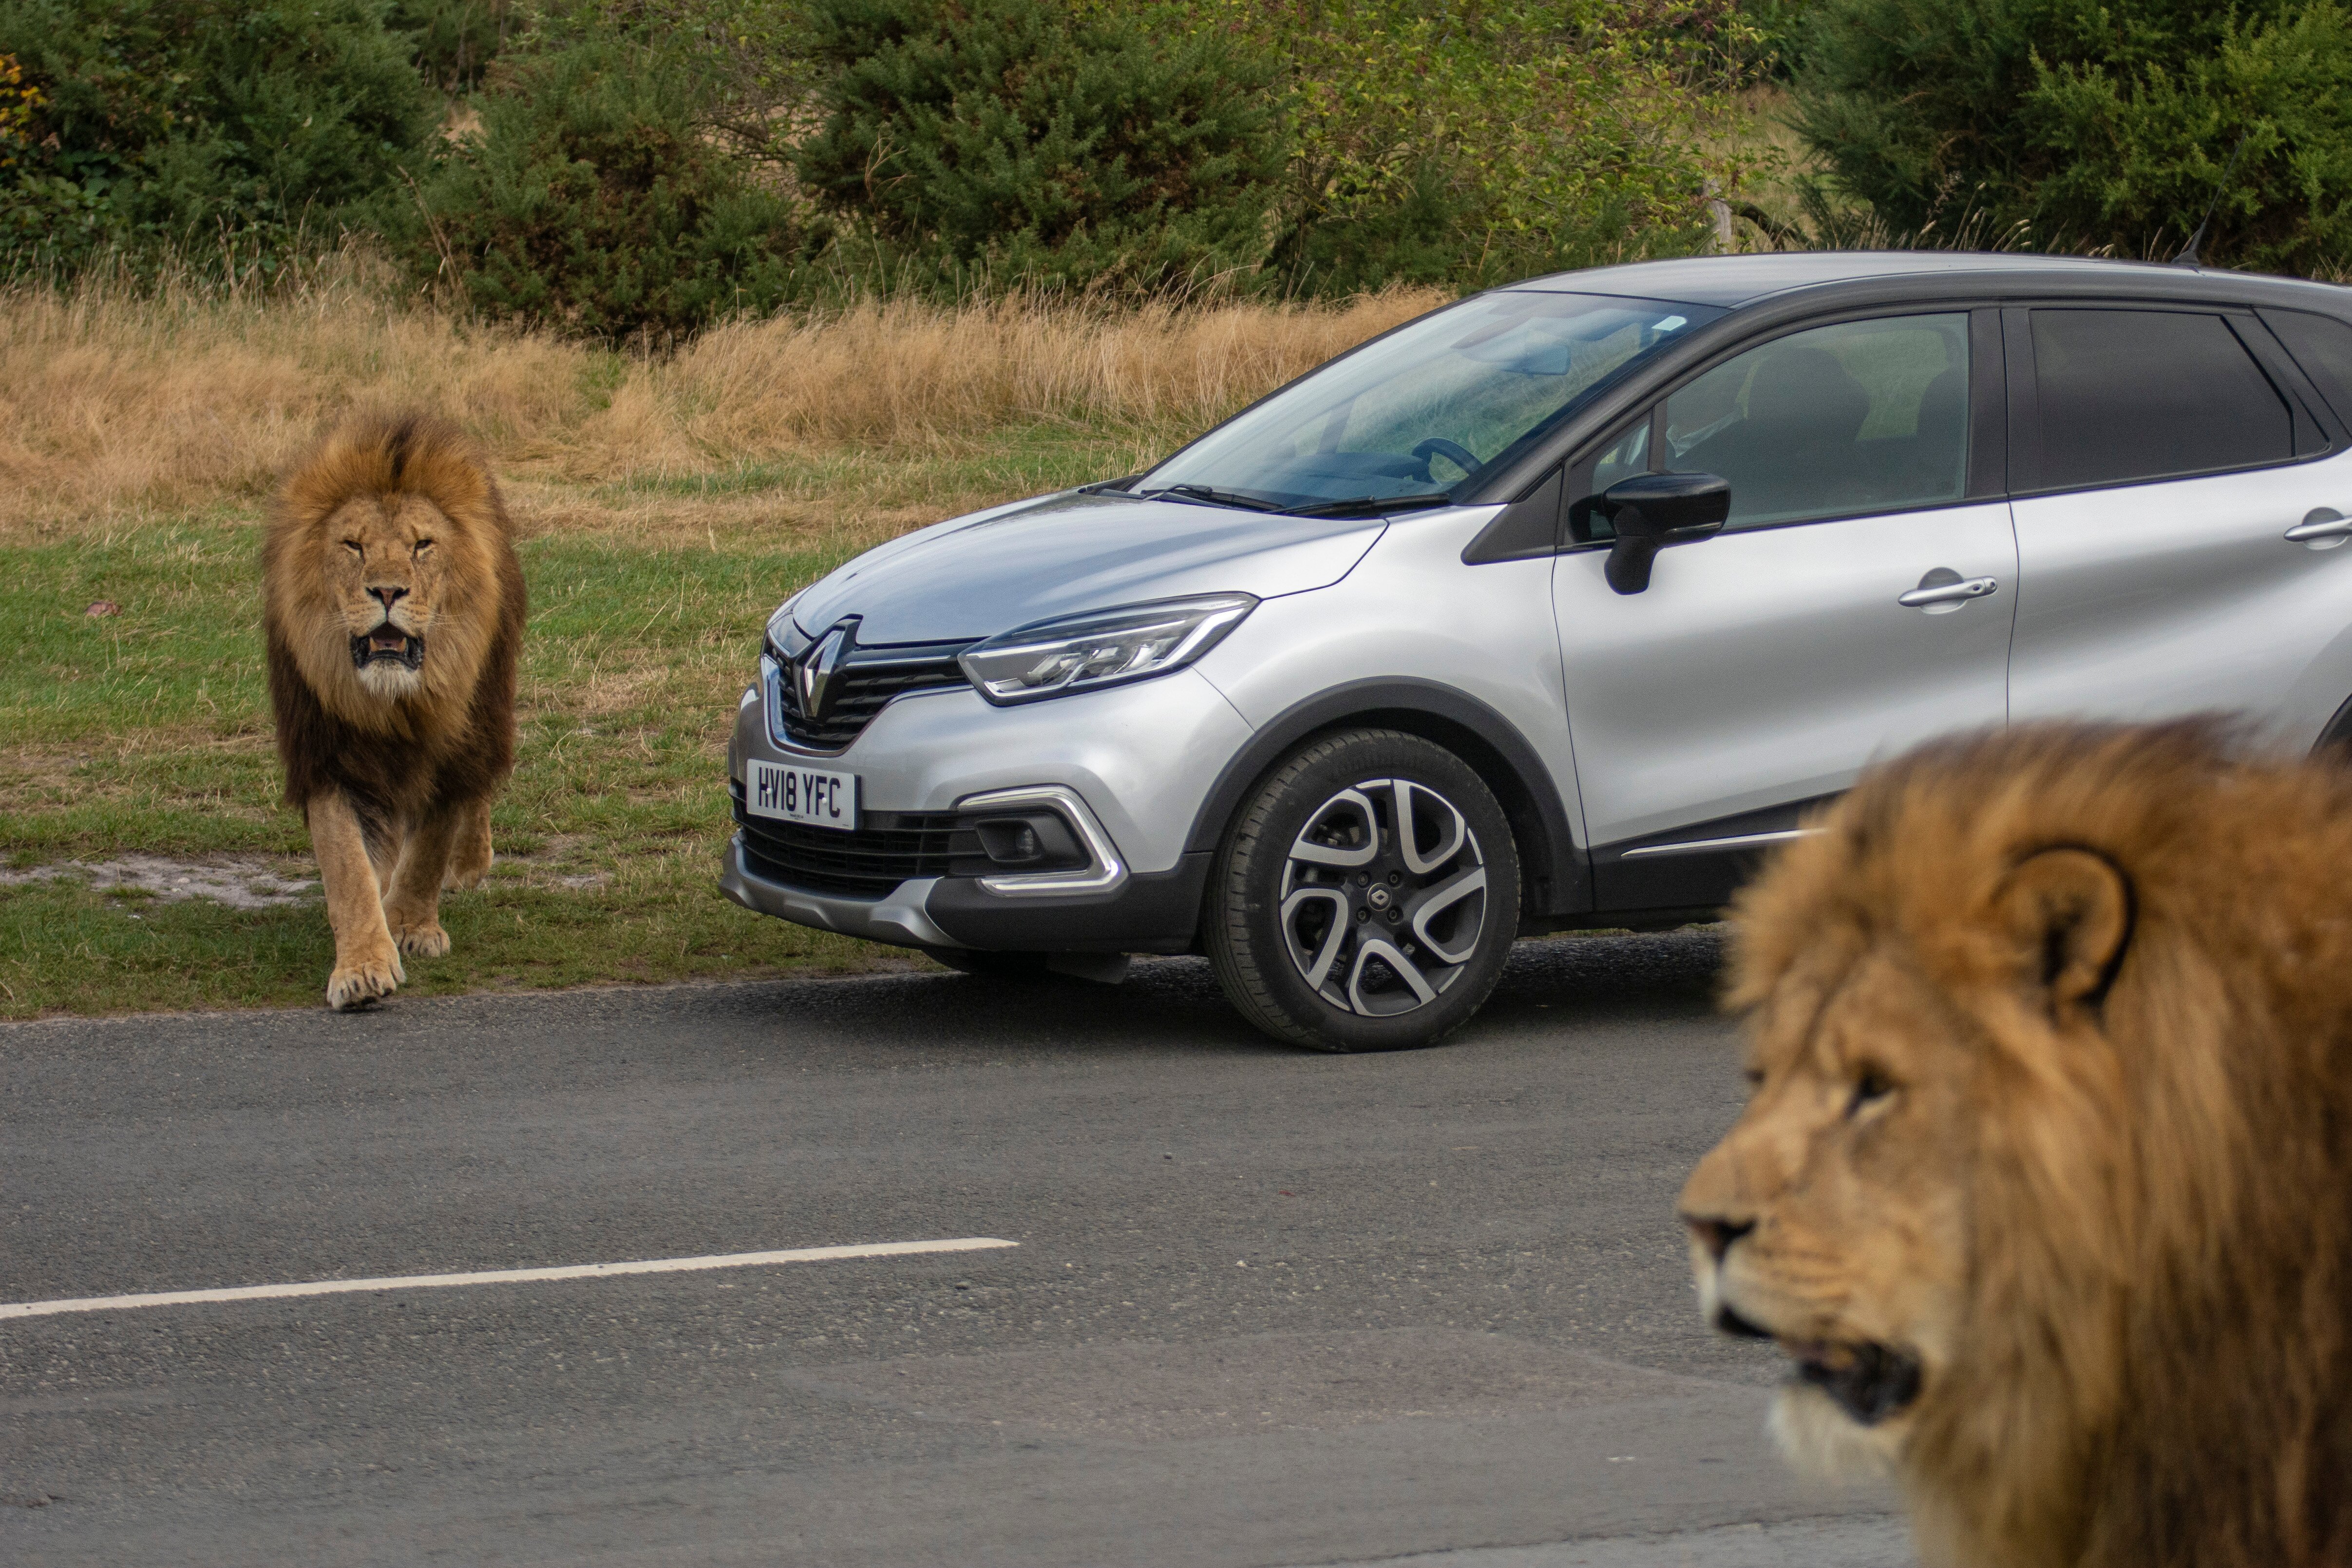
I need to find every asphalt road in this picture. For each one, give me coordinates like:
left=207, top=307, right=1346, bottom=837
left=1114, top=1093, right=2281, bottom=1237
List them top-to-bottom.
left=0, top=932, right=1911, bottom=1567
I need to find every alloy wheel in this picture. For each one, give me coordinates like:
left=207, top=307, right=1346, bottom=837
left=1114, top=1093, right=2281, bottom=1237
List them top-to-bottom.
left=1276, top=777, right=1489, bottom=1017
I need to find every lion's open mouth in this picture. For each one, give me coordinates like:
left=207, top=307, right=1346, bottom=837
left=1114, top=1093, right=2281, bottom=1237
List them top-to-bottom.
left=351, top=627, right=424, bottom=671
left=1783, top=1338, right=1922, bottom=1426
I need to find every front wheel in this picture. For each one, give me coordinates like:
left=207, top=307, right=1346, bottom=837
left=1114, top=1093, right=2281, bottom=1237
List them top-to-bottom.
left=1205, top=728, right=1520, bottom=1051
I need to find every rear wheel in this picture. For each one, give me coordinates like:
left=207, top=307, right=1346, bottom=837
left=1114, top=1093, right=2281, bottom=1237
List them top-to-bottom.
left=1205, top=728, right=1520, bottom=1051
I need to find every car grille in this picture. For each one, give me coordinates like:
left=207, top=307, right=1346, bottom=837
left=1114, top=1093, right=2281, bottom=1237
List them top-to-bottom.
left=769, top=645, right=972, bottom=751
left=732, top=793, right=969, bottom=900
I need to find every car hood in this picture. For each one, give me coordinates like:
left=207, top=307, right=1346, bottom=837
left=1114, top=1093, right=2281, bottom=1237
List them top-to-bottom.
left=791, top=491, right=1389, bottom=645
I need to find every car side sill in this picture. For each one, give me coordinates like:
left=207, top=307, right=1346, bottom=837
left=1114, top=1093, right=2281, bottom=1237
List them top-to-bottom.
left=1618, top=828, right=1816, bottom=859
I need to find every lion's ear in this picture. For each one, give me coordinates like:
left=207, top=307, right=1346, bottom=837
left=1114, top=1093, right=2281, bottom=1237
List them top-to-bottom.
left=1994, top=848, right=2134, bottom=1017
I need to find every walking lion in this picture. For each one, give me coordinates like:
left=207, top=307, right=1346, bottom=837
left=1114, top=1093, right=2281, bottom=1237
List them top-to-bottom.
left=263, top=413, right=525, bottom=1010
left=1682, top=722, right=2352, bottom=1568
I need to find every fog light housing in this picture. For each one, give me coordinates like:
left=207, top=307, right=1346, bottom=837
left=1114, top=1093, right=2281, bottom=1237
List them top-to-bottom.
left=949, top=786, right=1128, bottom=897
left=972, top=812, right=1087, bottom=870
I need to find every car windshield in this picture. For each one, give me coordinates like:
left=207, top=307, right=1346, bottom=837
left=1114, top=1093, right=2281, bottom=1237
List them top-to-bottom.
left=1137, top=291, right=1724, bottom=514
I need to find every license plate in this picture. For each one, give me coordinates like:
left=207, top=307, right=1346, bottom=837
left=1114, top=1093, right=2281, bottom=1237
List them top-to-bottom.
left=746, top=759, right=859, bottom=831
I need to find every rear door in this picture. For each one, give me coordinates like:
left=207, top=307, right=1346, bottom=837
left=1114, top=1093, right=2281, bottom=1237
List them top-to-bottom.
left=2006, top=305, right=2352, bottom=745
left=1551, top=308, right=2016, bottom=914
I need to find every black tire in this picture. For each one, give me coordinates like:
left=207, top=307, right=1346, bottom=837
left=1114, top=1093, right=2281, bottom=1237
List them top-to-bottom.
left=1205, top=727, right=1520, bottom=1052
left=925, top=948, right=1055, bottom=979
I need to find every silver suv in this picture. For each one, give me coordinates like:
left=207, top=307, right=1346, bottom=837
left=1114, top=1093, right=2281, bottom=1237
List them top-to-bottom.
left=725, top=252, right=2352, bottom=1050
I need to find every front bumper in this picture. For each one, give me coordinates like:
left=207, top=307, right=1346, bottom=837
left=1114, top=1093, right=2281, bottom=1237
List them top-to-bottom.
left=721, top=666, right=1250, bottom=953
left=721, top=836, right=1215, bottom=954
left=720, top=844, right=961, bottom=947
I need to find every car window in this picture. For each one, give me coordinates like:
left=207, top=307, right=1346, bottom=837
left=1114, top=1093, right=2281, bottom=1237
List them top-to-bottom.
left=1138, top=292, right=1723, bottom=512
left=2261, top=308, right=2352, bottom=429
left=2029, top=310, right=2291, bottom=491
left=1661, top=314, right=1970, bottom=529
left=1591, top=420, right=1650, bottom=493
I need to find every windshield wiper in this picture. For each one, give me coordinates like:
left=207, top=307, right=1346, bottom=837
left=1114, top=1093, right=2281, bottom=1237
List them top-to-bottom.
left=1141, top=483, right=1286, bottom=512
left=1284, top=492, right=1456, bottom=518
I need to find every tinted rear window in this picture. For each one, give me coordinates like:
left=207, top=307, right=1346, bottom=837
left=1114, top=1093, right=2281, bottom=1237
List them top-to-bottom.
left=2262, top=308, right=2352, bottom=427
left=2030, top=310, right=2291, bottom=491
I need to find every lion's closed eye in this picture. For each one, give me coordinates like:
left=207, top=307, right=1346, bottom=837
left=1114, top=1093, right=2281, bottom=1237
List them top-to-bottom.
left=414, top=538, right=434, bottom=555
left=343, top=539, right=363, bottom=556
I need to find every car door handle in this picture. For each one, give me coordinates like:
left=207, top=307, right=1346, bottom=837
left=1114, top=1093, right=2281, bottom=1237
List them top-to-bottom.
left=2285, top=508, right=2352, bottom=544
left=1898, top=576, right=1999, bottom=608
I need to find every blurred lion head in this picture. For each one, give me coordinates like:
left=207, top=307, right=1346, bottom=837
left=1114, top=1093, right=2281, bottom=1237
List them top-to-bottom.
left=263, top=412, right=513, bottom=733
left=1682, top=722, right=2352, bottom=1568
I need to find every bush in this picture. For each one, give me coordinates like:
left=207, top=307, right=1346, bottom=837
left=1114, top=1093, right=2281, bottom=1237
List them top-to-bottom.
left=0, top=0, right=435, bottom=275
left=391, top=0, right=517, bottom=94
left=793, top=0, right=1286, bottom=294
left=1162, top=0, right=1740, bottom=295
left=1794, top=0, right=2352, bottom=272
left=409, top=39, right=803, bottom=339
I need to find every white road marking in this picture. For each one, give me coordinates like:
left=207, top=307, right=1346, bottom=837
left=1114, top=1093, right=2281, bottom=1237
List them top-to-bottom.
left=0, top=1238, right=1019, bottom=1321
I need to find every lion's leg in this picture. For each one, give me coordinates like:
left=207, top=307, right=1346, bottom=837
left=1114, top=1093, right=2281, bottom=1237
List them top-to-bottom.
left=310, top=790, right=405, bottom=1011
left=443, top=796, right=493, bottom=890
left=383, top=804, right=462, bottom=959
left=367, top=816, right=402, bottom=895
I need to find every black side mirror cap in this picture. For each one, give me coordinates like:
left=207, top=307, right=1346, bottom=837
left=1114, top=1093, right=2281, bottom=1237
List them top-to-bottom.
left=1599, top=472, right=1730, bottom=594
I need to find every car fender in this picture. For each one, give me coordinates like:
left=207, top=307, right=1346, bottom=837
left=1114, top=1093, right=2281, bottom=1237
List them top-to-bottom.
left=1181, top=677, right=1588, bottom=921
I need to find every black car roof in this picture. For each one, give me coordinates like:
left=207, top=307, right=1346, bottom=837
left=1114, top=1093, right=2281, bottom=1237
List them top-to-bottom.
left=1509, top=251, right=2352, bottom=313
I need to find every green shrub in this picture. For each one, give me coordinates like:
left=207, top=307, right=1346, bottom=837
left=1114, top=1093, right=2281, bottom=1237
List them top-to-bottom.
left=0, top=0, right=435, bottom=275
left=391, top=0, right=517, bottom=94
left=793, top=0, right=1285, bottom=294
left=1154, top=0, right=1738, bottom=295
left=1736, top=0, right=1819, bottom=77
left=1794, top=0, right=2352, bottom=272
left=409, top=39, right=803, bottom=339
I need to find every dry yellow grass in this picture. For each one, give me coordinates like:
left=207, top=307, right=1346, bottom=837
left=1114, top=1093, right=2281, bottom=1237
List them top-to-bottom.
left=0, top=263, right=1447, bottom=543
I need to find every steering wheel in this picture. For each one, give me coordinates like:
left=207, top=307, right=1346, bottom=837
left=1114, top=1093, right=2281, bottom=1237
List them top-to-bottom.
left=1411, top=437, right=1481, bottom=482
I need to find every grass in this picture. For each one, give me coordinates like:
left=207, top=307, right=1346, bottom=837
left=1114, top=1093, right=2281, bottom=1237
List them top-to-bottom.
left=0, top=277, right=1445, bottom=1019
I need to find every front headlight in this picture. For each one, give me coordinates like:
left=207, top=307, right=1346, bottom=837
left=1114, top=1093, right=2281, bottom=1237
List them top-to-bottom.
left=959, top=593, right=1257, bottom=705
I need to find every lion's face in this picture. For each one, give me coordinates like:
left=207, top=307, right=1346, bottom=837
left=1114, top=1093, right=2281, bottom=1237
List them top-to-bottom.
left=266, top=412, right=515, bottom=742
left=321, top=493, right=457, bottom=699
left=1684, top=809, right=2138, bottom=1492
left=1680, top=942, right=1975, bottom=1471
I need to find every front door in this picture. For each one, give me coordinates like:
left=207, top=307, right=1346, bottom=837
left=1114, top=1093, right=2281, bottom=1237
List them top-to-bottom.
left=2004, top=305, right=2352, bottom=745
left=1552, top=309, right=2017, bottom=914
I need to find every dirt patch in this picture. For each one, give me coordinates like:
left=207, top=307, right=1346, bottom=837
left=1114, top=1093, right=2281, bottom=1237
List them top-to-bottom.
left=488, top=835, right=615, bottom=891
left=0, top=854, right=315, bottom=908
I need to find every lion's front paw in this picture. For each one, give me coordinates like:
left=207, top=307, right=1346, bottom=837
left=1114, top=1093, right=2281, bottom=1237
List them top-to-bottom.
left=389, top=917, right=452, bottom=958
left=325, top=947, right=405, bottom=1011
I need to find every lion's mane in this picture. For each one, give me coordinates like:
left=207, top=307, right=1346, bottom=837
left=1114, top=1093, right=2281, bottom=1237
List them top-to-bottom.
left=262, top=412, right=524, bottom=825
left=1729, top=721, right=2352, bottom=1568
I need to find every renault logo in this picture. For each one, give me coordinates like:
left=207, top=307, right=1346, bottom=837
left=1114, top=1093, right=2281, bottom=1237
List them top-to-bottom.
left=794, top=620, right=857, bottom=718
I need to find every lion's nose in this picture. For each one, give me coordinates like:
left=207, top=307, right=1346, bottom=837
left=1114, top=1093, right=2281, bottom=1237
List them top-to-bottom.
left=368, top=585, right=409, bottom=611
left=1683, top=1213, right=1755, bottom=1263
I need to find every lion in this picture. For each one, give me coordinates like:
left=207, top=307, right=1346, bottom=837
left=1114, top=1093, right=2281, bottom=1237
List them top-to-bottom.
left=263, top=413, right=525, bottom=1011
left=1680, top=721, right=2352, bottom=1568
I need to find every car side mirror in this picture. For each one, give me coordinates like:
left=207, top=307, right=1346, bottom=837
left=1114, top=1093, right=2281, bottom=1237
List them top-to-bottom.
left=1599, top=472, right=1730, bottom=595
